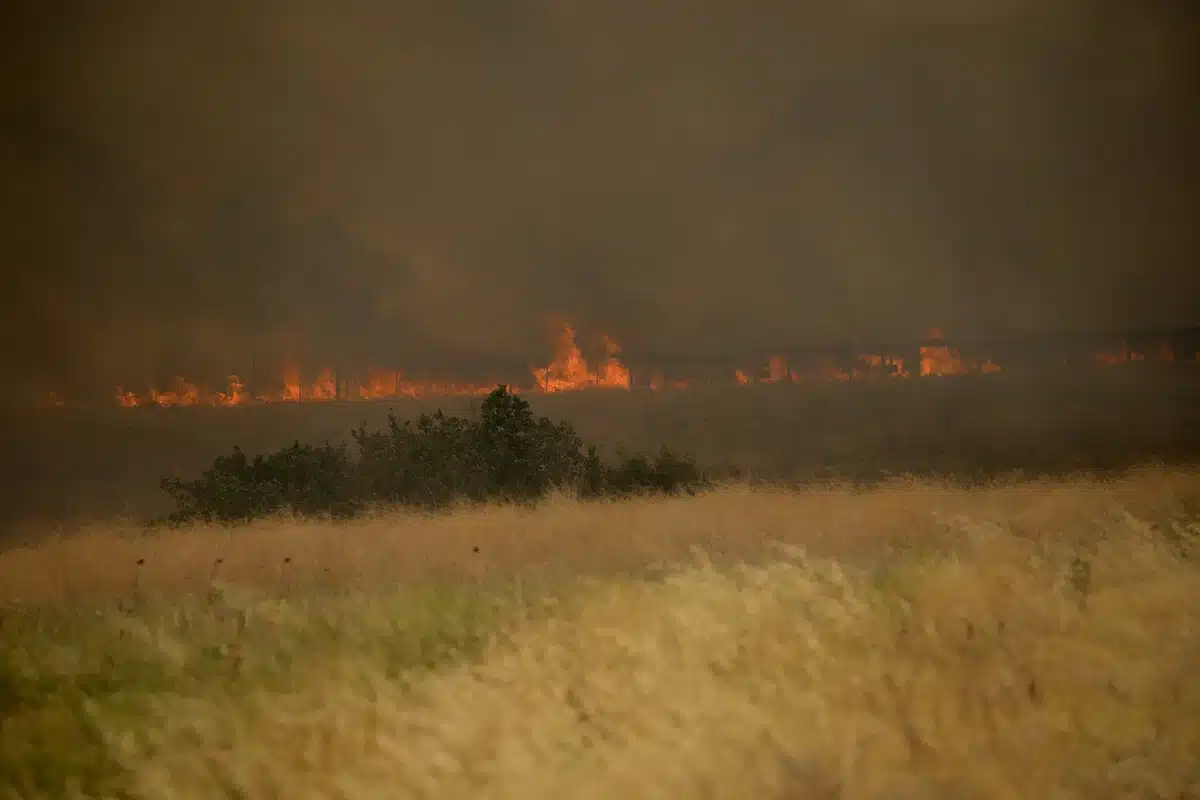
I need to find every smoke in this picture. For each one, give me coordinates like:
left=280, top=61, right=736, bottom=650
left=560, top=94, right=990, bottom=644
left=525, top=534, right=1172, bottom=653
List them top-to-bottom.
left=3, top=0, right=1198, bottom=398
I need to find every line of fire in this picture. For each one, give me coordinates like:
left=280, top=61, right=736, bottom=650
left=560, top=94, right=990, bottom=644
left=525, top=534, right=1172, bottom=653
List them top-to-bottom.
left=37, top=324, right=1200, bottom=410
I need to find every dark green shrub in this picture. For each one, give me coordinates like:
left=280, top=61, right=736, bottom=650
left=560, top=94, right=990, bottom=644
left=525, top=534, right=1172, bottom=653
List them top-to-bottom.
left=160, top=386, right=723, bottom=524
left=472, top=387, right=590, bottom=502
left=352, top=409, right=481, bottom=509
left=161, top=441, right=357, bottom=524
left=593, top=446, right=709, bottom=498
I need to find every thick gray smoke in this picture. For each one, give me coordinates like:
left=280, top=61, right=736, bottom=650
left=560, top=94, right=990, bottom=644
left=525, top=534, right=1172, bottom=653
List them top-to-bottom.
left=3, top=0, right=1198, bottom=400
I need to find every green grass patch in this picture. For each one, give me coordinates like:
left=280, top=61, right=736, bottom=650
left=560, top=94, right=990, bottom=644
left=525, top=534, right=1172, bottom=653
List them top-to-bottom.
left=0, top=580, right=535, bottom=798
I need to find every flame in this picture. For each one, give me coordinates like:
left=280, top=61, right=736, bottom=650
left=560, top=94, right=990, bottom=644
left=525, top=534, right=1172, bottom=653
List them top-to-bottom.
left=40, top=323, right=1194, bottom=409
left=531, top=324, right=631, bottom=393
left=919, top=328, right=1001, bottom=377
left=738, top=330, right=1000, bottom=384
left=920, top=344, right=973, bottom=377
left=750, top=352, right=906, bottom=384
left=263, top=365, right=340, bottom=402
left=311, top=369, right=337, bottom=401
left=357, top=369, right=496, bottom=400
left=359, top=370, right=400, bottom=400
left=116, top=376, right=247, bottom=407
left=216, top=376, right=249, bottom=406
left=151, top=377, right=202, bottom=407
left=116, top=388, right=140, bottom=408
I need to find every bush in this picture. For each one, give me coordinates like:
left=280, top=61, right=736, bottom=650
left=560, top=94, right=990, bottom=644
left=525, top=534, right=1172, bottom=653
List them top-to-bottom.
left=160, top=386, right=720, bottom=524
left=161, top=441, right=359, bottom=524
left=589, top=446, right=709, bottom=498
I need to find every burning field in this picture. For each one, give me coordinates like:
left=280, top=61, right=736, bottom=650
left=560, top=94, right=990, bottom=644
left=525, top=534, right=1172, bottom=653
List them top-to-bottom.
left=6, top=0, right=1200, bottom=793
left=6, top=321, right=1200, bottom=529
left=28, top=322, right=1200, bottom=411
left=4, top=327, right=1199, bottom=798
left=6, top=335, right=1200, bottom=798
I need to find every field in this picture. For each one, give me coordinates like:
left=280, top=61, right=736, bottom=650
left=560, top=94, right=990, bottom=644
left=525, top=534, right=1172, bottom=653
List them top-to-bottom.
left=4, top=367, right=1200, bottom=532
left=3, top=371, right=1199, bottom=798
left=2, top=473, right=1199, bottom=798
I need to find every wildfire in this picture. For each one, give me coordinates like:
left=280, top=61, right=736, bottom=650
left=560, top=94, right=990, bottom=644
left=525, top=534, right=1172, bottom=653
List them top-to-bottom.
left=43, top=322, right=1195, bottom=409
left=531, top=325, right=631, bottom=393
left=919, top=328, right=1001, bottom=377
left=282, top=366, right=336, bottom=402
left=357, top=370, right=496, bottom=400
left=117, top=375, right=250, bottom=408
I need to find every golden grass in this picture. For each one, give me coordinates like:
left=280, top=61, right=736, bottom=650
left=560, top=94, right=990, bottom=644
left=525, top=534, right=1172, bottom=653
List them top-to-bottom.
left=2, top=469, right=1194, bottom=605
left=3, top=471, right=1199, bottom=798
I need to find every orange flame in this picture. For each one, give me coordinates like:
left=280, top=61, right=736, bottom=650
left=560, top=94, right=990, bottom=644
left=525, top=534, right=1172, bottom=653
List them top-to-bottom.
left=41, top=323, right=1193, bottom=409
left=531, top=324, right=631, bottom=393
left=919, top=328, right=1001, bottom=377
left=920, top=344, right=973, bottom=377
left=748, top=352, right=906, bottom=384
left=356, top=369, right=496, bottom=400
left=359, top=370, right=399, bottom=401
left=115, top=375, right=249, bottom=407
left=216, top=376, right=249, bottom=406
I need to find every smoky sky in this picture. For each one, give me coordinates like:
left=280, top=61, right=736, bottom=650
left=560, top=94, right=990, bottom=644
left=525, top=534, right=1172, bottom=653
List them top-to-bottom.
left=3, top=0, right=1198, bottom=397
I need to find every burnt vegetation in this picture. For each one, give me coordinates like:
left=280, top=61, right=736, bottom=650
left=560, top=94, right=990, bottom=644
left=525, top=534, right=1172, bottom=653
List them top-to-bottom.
left=160, top=386, right=720, bottom=524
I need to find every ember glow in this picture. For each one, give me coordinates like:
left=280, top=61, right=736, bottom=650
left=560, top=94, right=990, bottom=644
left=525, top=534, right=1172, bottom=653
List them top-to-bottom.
left=37, top=323, right=1196, bottom=409
left=918, top=328, right=1002, bottom=377
left=737, top=329, right=994, bottom=385
left=1093, top=339, right=1176, bottom=366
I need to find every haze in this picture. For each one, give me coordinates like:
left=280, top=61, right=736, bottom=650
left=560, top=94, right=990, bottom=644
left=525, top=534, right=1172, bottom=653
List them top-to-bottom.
left=3, top=0, right=1198, bottom=400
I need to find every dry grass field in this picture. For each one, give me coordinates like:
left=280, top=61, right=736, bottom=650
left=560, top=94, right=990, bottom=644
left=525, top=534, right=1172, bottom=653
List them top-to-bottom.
left=3, top=471, right=1198, bottom=798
